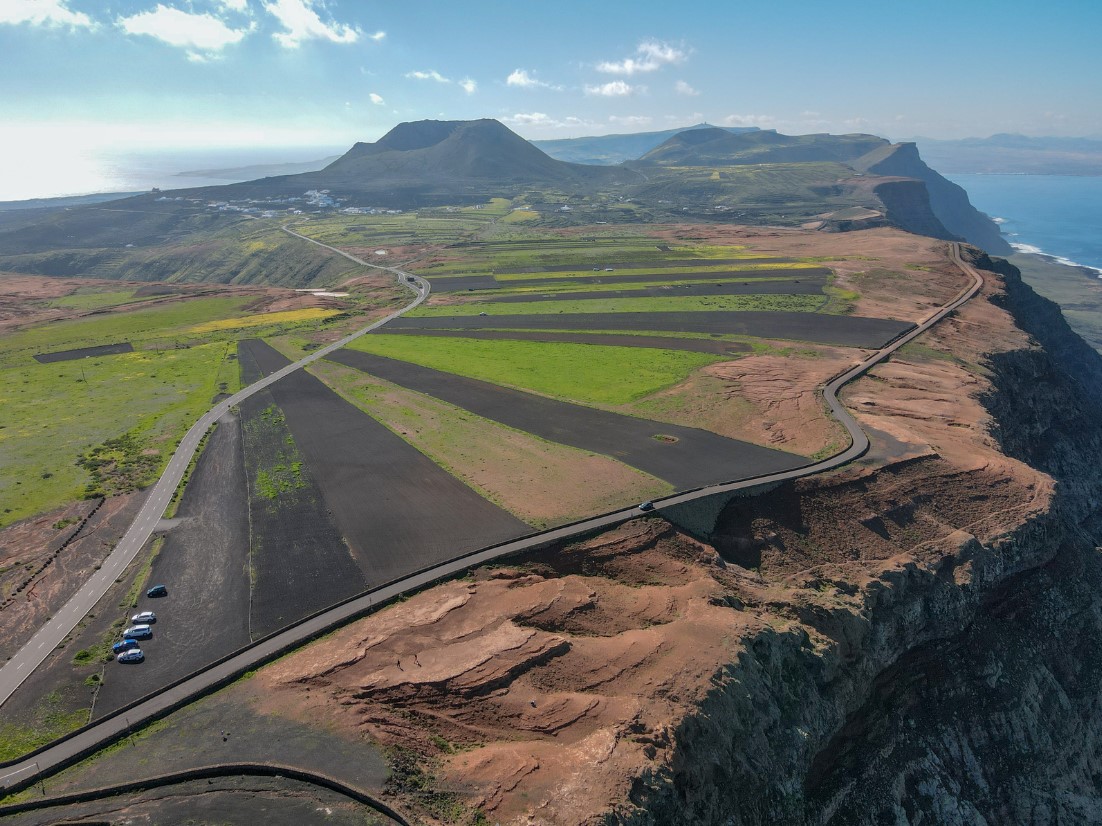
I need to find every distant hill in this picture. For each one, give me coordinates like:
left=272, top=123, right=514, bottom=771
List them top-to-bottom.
left=199, top=119, right=630, bottom=207
left=533, top=124, right=760, bottom=165
left=640, top=128, right=888, bottom=167
left=914, top=134, right=1102, bottom=175
left=174, top=156, right=341, bottom=181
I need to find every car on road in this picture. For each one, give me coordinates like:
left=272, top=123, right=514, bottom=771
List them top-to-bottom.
left=638, top=501, right=655, bottom=512
left=146, top=584, right=167, bottom=598
left=131, top=611, right=156, bottom=624
left=123, top=624, right=152, bottom=639
left=112, top=638, right=139, bottom=654
left=116, top=649, right=144, bottom=664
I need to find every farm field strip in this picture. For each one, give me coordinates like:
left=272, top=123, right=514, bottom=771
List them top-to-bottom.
left=489, top=255, right=784, bottom=274
left=493, top=262, right=825, bottom=281
left=431, top=270, right=828, bottom=293
left=478, top=280, right=828, bottom=304
left=410, top=294, right=825, bottom=317
left=389, top=311, right=913, bottom=349
left=372, top=328, right=754, bottom=354
left=345, top=333, right=721, bottom=406
left=238, top=340, right=531, bottom=588
left=32, top=343, right=135, bottom=363
left=237, top=344, right=367, bottom=638
left=326, top=349, right=807, bottom=489
left=309, top=360, right=673, bottom=529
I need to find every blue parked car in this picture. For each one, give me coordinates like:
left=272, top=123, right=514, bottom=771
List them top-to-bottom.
left=146, top=584, right=167, bottom=598
left=112, top=638, right=139, bottom=654
left=116, top=649, right=144, bottom=664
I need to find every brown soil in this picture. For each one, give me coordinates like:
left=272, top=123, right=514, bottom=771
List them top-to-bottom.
left=239, top=237, right=1050, bottom=824
left=0, top=493, right=142, bottom=661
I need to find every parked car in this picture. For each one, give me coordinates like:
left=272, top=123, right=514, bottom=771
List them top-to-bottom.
left=638, top=501, right=655, bottom=512
left=146, top=584, right=167, bottom=598
left=131, top=611, right=156, bottom=624
left=123, top=624, right=152, bottom=640
left=112, top=638, right=139, bottom=654
left=116, top=649, right=144, bottom=664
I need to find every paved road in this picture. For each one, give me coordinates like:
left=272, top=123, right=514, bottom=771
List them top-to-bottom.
left=0, top=232, right=430, bottom=711
left=0, top=242, right=983, bottom=793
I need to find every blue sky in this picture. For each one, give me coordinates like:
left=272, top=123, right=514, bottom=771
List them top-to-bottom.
left=2, top=0, right=1101, bottom=153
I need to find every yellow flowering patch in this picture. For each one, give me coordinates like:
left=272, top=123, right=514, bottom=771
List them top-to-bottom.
left=187, top=308, right=342, bottom=334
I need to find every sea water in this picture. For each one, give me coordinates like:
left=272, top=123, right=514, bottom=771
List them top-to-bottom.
left=947, top=173, right=1102, bottom=275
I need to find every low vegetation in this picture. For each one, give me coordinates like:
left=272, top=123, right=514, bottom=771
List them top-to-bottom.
left=345, top=334, right=721, bottom=405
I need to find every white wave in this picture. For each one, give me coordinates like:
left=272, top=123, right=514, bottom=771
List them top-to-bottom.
left=992, top=217, right=1007, bottom=224
left=1012, top=242, right=1102, bottom=277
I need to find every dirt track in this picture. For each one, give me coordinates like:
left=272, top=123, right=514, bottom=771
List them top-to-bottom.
left=390, top=310, right=913, bottom=348
left=373, top=328, right=752, bottom=354
left=239, top=340, right=531, bottom=588
left=326, top=349, right=807, bottom=489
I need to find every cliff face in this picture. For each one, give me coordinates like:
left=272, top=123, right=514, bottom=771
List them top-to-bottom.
left=854, top=143, right=1014, bottom=255
left=623, top=252, right=1102, bottom=824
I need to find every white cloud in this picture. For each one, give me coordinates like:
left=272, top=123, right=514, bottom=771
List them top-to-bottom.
left=0, top=0, right=94, bottom=28
left=217, top=0, right=250, bottom=11
left=262, top=0, right=360, bottom=48
left=118, top=5, right=250, bottom=60
left=366, top=29, right=385, bottom=41
left=597, top=39, right=687, bottom=76
left=506, top=68, right=561, bottom=90
left=407, top=69, right=450, bottom=83
left=459, top=78, right=477, bottom=94
left=584, top=80, right=639, bottom=97
left=674, top=80, right=699, bottom=97
left=369, top=92, right=384, bottom=105
left=502, top=112, right=594, bottom=130
left=721, top=113, right=775, bottom=127
left=609, top=115, right=652, bottom=126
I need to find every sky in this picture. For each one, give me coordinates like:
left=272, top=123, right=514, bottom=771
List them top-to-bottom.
left=1, top=0, right=1100, bottom=161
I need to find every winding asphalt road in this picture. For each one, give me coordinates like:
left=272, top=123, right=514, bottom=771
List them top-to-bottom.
left=0, top=241, right=983, bottom=794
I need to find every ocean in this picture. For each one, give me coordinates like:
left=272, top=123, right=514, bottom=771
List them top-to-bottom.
left=0, top=146, right=343, bottom=203
left=947, top=173, right=1102, bottom=275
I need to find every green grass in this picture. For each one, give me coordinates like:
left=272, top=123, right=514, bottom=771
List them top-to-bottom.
left=492, top=262, right=820, bottom=282
left=412, top=293, right=825, bottom=317
left=0, top=296, right=249, bottom=366
left=344, top=334, right=721, bottom=405
left=0, top=343, right=239, bottom=527
left=0, top=692, right=88, bottom=762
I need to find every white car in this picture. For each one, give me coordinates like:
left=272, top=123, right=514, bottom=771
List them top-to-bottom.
left=131, top=611, right=156, bottom=624
left=124, top=624, right=152, bottom=639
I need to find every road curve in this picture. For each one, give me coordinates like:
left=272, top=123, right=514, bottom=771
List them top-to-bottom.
left=0, top=233, right=430, bottom=710
left=0, top=242, right=983, bottom=794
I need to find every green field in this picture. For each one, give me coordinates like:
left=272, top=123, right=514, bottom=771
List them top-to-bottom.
left=490, top=262, right=821, bottom=282
left=450, top=275, right=816, bottom=299
left=411, top=293, right=825, bottom=317
left=0, top=297, right=249, bottom=367
left=343, top=334, right=722, bottom=406
left=0, top=343, right=239, bottom=526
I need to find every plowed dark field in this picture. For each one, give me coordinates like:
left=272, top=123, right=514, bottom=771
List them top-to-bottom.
left=492, top=257, right=794, bottom=274
left=432, top=267, right=828, bottom=292
left=486, top=279, right=826, bottom=304
left=390, top=311, right=913, bottom=348
left=375, top=328, right=752, bottom=354
left=238, top=340, right=530, bottom=587
left=33, top=342, right=133, bottom=363
left=238, top=345, right=367, bottom=638
left=327, top=349, right=807, bottom=489
left=92, top=410, right=250, bottom=717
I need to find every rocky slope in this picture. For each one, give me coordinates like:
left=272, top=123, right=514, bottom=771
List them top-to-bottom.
left=249, top=242, right=1102, bottom=824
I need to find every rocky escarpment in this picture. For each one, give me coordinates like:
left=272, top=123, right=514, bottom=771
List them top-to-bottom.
left=621, top=253, right=1102, bottom=824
